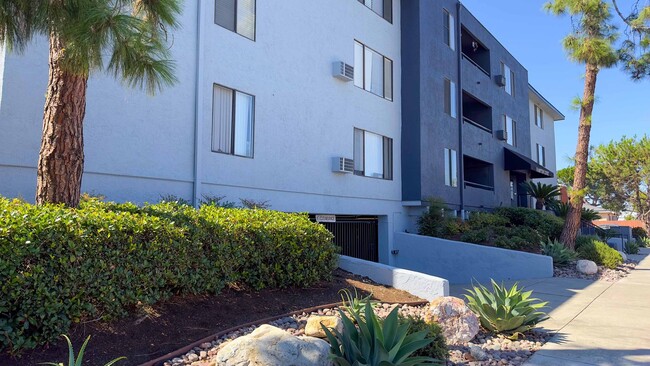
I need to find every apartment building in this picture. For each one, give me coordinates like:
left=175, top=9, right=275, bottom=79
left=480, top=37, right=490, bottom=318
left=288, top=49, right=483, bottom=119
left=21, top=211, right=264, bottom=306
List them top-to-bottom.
left=0, top=0, right=562, bottom=264
left=401, top=0, right=559, bottom=221
left=529, top=85, right=565, bottom=187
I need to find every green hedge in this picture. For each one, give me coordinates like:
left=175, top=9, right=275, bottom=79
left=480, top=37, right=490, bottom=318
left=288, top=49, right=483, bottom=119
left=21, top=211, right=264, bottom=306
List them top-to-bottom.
left=0, top=197, right=337, bottom=353
left=419, top=205, right=564, bottom=253
left=576, top=237, right=623, bottom=269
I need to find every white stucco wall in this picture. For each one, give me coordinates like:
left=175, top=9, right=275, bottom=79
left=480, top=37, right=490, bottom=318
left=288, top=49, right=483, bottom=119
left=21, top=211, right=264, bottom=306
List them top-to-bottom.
left=0, top=1, right=406, bottom=264
left=529, top=98, right=558, bottom=186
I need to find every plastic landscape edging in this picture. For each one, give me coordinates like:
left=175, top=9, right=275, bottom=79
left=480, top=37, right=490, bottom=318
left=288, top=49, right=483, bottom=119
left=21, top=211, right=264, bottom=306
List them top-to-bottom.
left=139, top=299, right=429, bottom=366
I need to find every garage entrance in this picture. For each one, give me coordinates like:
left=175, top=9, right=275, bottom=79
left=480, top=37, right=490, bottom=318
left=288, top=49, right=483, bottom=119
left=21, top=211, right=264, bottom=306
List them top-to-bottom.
left=311, top=215, right=379, bottom=262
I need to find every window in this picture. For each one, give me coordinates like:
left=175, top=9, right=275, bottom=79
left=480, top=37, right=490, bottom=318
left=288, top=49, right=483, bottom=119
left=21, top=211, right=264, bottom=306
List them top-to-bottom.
left=215, top=0, right=256, bottom=40
left=357, top=0, right=392, bottom=22
left=443, top=9, right=456, bottom=50
left=354, top=41, right=393, bottom=100
left=501, top=62, right=515, bottom=95
left=444, top=78, right=457, bottom=118
left=212, top=84, right=254, bottom=158
left=534, top=105, right=544, bottom=128
left=504, top=115, right=516, bottom=146
left=354, top=128, right=393, bottom=180
left=536, top=144, right=546, bottom=167
left=444, top=148, right=458, bottom=187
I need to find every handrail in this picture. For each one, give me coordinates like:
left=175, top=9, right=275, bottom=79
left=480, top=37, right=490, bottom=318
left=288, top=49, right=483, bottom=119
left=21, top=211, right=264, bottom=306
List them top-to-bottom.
left=461, top=53, right=490, bottom=76
left=463, top=116, right=492, bottom=133
left=464, top=181, right=495, bottom=191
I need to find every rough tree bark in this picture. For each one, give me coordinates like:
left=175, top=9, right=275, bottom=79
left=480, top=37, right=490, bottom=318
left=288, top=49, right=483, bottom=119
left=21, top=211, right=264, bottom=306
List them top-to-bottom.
left=35, top=34, right=87, bottom=207
left=560, top=63, right=599, bottom=249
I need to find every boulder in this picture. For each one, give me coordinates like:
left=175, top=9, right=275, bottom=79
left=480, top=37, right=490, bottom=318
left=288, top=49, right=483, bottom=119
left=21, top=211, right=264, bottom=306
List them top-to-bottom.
left=618, top=251, right=628, bottom=262
left=576, top=260, right=598, bottom=275
left=423, top=296, right=479, bottom=345
left=305, top=315, right=343, bottom=338
left=215, top=324, right=332, bottom=366
left=469, top=345, right=488, bottom=361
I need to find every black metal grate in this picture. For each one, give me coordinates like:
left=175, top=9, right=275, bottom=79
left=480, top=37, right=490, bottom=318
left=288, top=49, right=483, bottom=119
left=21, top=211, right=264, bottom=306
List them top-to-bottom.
left=314, top=216, right=379, bottom=262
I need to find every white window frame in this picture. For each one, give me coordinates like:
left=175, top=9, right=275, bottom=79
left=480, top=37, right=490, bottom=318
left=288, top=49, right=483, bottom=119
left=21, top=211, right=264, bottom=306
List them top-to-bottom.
left=443, top=9, right=456, bottom=51
left=354, top=41, right=393, bottom=101
left=501, top=62, right=515, bottom=96
left=444, top=78, right=457, bottom=118
left=212, top=84, right=255, bottom=158
left=534, top=105, right=544, bottom=129
left=504, top=115, right=516, bottom=146
left=354, top=128, right=393, bottom=180
left=537, top=144, right=546, bottom=167
left=444, top=148, right=458, bottom=187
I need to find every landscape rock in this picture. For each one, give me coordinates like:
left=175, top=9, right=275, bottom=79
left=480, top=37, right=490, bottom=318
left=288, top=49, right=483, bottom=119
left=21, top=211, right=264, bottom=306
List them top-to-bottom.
left=618, top=251, right=628, bottom=261
left=576, top=260, right=598, bottom=275
left=423, top=296, right=479, bottom=345
left=305, top=315, right=343, bottom=338
left=215, top=324, right=331, bottom=366
left=469, top=345, right=488, bottom=361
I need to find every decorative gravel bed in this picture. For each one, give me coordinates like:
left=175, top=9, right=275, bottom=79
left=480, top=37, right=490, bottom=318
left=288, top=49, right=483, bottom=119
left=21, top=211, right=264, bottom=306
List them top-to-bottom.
left=554, top=260, right=638, bottom=282
left=162, top=303, right=550, bottom=366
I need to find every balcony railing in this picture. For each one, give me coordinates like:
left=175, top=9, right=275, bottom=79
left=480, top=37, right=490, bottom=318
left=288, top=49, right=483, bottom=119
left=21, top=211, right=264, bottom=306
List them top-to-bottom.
left=462, top=53, right=490, bottom=76
left=463, top=116, right=492, bottom=133
left=464, top=181, right=495, bottom=191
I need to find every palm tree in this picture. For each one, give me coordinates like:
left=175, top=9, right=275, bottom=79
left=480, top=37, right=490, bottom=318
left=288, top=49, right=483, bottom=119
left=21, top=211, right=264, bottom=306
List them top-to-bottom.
left=0, top=0, right=181, bottom=207
left=523, top=182, right=561, bottom=210
left=552, top=201, right=603, bottom=222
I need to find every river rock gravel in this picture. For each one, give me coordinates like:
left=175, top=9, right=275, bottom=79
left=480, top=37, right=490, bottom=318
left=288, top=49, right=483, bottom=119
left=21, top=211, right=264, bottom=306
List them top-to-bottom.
left=554, top=259, right=637, bottom=282
left=162, top=302, right=550, bottom=366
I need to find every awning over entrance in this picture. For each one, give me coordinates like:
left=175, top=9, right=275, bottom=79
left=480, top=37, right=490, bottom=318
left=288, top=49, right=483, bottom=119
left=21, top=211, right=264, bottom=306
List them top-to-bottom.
left=504, top=148, right=554, bottom=179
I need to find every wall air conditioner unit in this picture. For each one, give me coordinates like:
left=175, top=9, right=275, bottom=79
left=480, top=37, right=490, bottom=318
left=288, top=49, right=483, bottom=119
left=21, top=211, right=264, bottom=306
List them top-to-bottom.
left=333, top=61, right=354, bottom=82
left=495, top=75, right=507, bottom=87
left=496, top=130, right=508, bottom=141
left=332, top=157, right=354, bottom=174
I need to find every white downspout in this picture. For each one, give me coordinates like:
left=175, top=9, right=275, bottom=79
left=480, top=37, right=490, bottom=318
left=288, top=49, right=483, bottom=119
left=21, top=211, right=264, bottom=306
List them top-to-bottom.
left=193, top=0, right=205, bottom=207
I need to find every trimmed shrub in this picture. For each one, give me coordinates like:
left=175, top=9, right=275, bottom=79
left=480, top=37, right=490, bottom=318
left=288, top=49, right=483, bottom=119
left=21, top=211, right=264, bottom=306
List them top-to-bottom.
left=0, top=197, right=337, bottom=353
left=493, top=207, right=564, bottom=240
left=574, top=235, right=601, bottom=251
left=577, top=239, right=623, bottom=269
left=399, top=315, right=448, bottom=361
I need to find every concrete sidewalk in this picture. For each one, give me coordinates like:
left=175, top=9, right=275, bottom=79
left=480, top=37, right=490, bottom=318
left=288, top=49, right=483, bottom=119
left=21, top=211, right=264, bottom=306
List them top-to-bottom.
left=449, top=248, right=650, bottom=365
left=524, top=248, right=650, bottom=366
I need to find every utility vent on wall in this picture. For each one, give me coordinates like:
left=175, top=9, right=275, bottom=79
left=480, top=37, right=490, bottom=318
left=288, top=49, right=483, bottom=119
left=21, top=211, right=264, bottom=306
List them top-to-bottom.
left=333, top=61, right=354, bottom=82
left=495, top=75, right=507, bottom=87
left=496, top=130, right=508, bottom=141
left=332, top=157, right=354, bottom=174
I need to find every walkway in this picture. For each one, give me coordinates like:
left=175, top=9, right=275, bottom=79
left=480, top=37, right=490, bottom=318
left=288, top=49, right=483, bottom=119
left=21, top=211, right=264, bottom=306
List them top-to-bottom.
left=449, top=248, right=650, bottom=366
left=524, top=248, right=650, bottom=365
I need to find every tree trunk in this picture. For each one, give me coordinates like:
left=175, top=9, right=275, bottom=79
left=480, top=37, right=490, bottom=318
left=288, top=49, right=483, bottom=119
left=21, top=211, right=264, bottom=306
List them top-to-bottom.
left=36, top=34, right=88, bottom=207
left=560, top=63, right=599, bottom=249
left=536, top=199, right=545, bottom=210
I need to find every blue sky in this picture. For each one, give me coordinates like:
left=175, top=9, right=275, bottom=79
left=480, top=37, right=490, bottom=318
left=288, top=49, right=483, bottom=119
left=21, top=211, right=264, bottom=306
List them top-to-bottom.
left=462, top=0, right=649, bottom=170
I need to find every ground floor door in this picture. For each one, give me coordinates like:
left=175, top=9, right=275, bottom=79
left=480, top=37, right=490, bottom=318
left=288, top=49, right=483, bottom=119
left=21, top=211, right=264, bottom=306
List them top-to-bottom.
left=509, top=173, right=528, bottom=208
left=311, top=215, right=379, bottom=262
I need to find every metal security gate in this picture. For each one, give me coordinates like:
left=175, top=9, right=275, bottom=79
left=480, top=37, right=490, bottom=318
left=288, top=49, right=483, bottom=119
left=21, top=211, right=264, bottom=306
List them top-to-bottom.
left=312, top=215, right=379, bottom=262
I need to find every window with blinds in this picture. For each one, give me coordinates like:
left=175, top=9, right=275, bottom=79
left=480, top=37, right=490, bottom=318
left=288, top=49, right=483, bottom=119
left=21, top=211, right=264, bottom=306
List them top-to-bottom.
left=215, top=0, right=256, bottom=40
left=212, top=84, right=255, bottom=158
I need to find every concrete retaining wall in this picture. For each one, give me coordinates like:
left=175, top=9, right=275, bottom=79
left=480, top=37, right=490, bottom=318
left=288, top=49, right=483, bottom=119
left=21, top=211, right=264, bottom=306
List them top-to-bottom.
left=393, top=232, right=553, bottom=284
left=338, top=255, right=448, bottom=301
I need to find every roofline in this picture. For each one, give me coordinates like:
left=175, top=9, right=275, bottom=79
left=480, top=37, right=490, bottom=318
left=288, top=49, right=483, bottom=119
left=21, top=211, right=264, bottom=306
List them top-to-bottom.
left=528, top=84, right=565, bottom=121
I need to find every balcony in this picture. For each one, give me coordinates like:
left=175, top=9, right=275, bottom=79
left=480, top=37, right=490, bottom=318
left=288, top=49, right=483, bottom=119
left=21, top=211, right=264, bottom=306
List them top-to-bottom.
left=461, top=27, right=491, bottom=76
left=462, top=91, right=492, bottom=133
left=464, top=155, right=494, bottom=191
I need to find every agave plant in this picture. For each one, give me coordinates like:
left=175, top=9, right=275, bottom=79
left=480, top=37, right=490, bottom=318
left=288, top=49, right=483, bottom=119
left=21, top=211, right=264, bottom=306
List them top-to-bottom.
left=522, top=182, right=561, bottom=210
left=541, top=239, right=576, bottom=266
left=465, top=280, right=548, bottom=336
left=338, top=288, right=377, bottom=320
left=322, top=301, right=442, bottom=366
left=40, top=335, right=125, bottom=366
